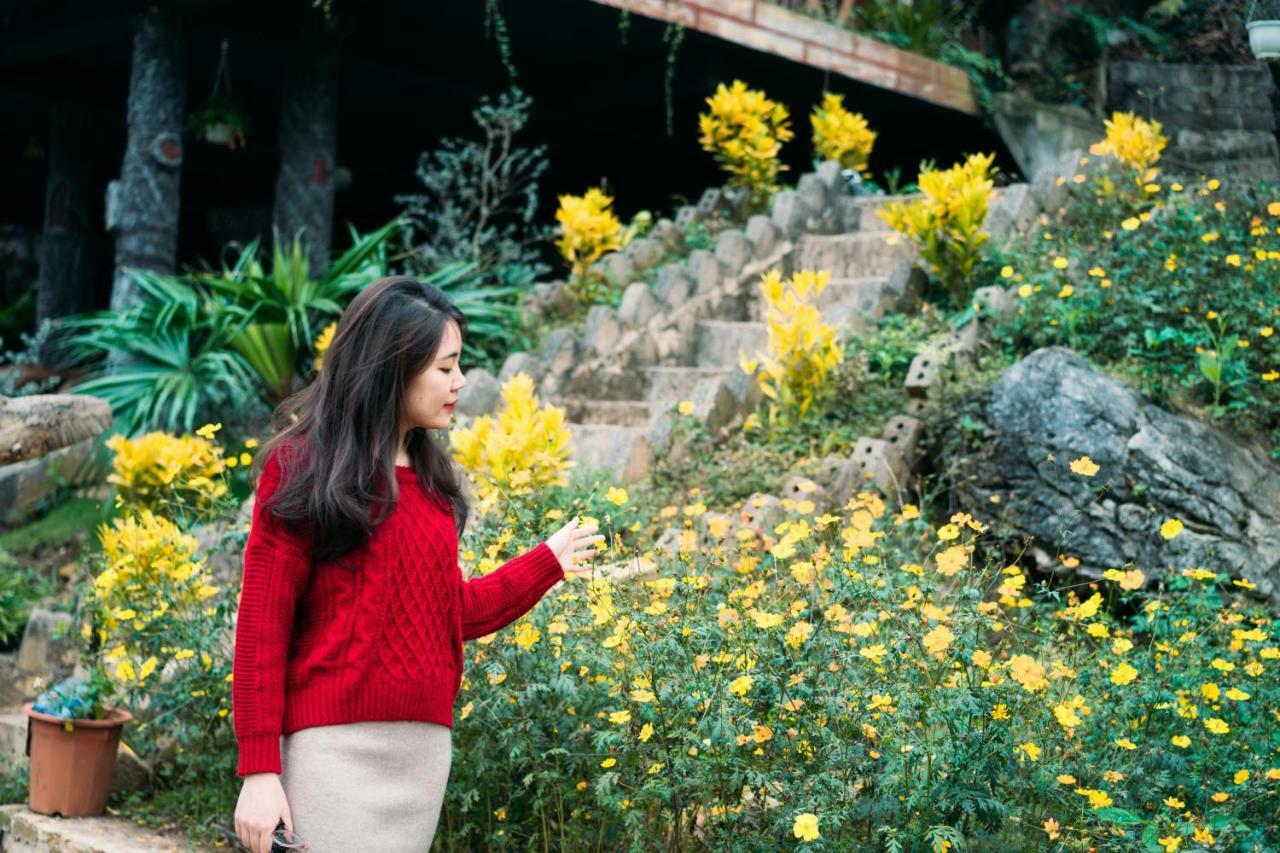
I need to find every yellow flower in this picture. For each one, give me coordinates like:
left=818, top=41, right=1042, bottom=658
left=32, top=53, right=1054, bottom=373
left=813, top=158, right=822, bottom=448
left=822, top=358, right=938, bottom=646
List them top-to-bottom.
left=1092, top=111, right=1167, bottom=173
left=1121, top=217, right=1141, bottom=231
left=1052, top=256, right=1069, bottom=270
left=1000, top=265, right=1014, bottom=278
left=313, top=321, right=337, bottom=372
left=676, top=400, right=695, bottom=416
left=1069, top=456, right=1100, bottom=476
left=604, top=486, right=629, bottom=506
left=1160, top=518, right=1184, bottom=539
left=513, top=621, right=541, bottom=650
left=922, top=625, right=954, bottom=658
left=859, top=644, right=888, bottom=664
left=1009, top=655, right=1048, bottom=691
left=1110, top=662, right=1139, bottom=686
left=729, top=675, right=754, bottom=696
left=990, top=704, right=1010, bottom=720
left=609, top=710, right=632, bottom=725
left=1204, top=717, right=1230, bottom=735
left=638, top=723, right=654, bottom=742
left=1171, top=735, right=1191, bottom=748
left=1114, top=738, right=1137, bottom=750
left=1015, top=742, right=1041, bottom=762
left=600, top=757, right=617, bottom=768
left=1233, top=769, right=1249, bottom=784
left=1057, top=774, right=1077, bottom=785
left=1074, top=788, right=1113, bottom=809
left=1164, top=796, right=1185, bottom=809
left=792, top=812, right=820, bottom=842
left=1043, top=819, right=1060, bottom=840
left=1158, top=836, right=1182, bottom=853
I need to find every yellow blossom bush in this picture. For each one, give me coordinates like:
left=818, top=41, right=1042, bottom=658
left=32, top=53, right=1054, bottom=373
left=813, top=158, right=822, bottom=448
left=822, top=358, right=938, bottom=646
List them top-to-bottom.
left=698, top=80, right=794, bottom=208
left=810, top=92, right=876, bottom=172
left=1089, top=111, right=1168, bottom=178
left=879, top=152, right=997, bottom=305
left=555, top=187, right=623, bottom=302
left=738, top=268, right=844, bottom=430
left=449, top=372, right=575, bottom=512
left=105, top=429, right=229, bottom=522
left=437, top=467, right=1280, bottom=849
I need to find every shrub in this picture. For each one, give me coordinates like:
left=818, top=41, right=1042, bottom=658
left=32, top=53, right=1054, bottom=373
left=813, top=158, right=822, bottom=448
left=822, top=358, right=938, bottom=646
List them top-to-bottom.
left=698, top=80, right=794, bottom=210
left=395, top=87, right=552, bottom=296
left=810, top=92, right=876, bottom=172
left=1089, top=110, right=1168, bottom=178
left=878, top=152, right=998, bottom=305
left=990, top=168, right=1280, bottom=458
left=555, top=187, right=624, bottom=304
left=738, top=269, right=844, bottom=431
left=449, top=372, right=575, bottom=513
left=104, top=428, right=231, bottom=524
left=438, top=475, right=1280, bottom=850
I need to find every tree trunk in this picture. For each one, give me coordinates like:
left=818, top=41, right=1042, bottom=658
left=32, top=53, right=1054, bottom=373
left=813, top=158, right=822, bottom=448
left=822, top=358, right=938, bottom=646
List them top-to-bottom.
left=106, top=8, right=184, bottom=320
left=272, top=20, right=338, bottom=276
left=37, top=99, right=94, bottom=367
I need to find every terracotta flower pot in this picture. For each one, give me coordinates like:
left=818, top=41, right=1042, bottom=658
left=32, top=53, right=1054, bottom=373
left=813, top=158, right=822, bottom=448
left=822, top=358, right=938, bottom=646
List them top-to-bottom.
left=23, top=701, right=133, bottom=817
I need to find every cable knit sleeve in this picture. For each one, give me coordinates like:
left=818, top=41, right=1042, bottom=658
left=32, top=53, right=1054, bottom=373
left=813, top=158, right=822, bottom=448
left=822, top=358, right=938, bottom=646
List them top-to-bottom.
left=232, top=449, right=314, bottom=776
left=460, top=542, right=564, bottom=641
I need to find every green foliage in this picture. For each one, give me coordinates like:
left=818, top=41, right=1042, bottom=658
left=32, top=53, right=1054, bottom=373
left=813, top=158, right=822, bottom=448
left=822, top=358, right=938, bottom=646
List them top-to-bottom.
left=853, top=0, right=970, bottom=57
left=395, top=87, right=550, bottom=298
left=990, top=172, right=1280, bottom=458
left=59, top=221, right=499, bottom=435
left=0, top=318, right=62, bottom=397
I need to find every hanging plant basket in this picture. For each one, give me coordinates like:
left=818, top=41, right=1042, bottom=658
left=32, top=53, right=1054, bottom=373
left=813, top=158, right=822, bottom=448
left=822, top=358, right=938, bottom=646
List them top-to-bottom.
left=1247, top=0, right=1280, bottom=60
left=187, top=40, right=249, bottom=148
left=187, top=96, right=250, bottom=149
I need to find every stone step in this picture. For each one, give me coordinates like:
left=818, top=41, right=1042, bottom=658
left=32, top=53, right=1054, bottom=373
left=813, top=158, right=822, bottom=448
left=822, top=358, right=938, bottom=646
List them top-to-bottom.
left=839, top=195, right=911, bottom=232
left=793, top=233, right=914, bottom=278
left=694, top=321, right=768, bottom=369
left=644, top=366, right=732, bottom=402
left=559, top=399, right=660, bottom=427
left=568, top=424, right=653, bottom=483
left=1, top=804, right=218, bottom=852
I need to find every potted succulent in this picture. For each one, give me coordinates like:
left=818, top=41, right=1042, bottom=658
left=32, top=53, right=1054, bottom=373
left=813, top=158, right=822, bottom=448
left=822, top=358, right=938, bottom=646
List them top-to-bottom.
left=1247, top=1, right=1280, bottom=60
left=186, top=95, right=250, bottom=149
left=23, top=663, right=133, bottom=816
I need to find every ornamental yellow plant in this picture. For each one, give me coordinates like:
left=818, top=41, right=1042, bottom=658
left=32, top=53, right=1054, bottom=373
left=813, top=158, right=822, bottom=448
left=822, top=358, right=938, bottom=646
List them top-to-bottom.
left=698, top=80, right=794, bottom=207
left=810, top=92, right=876, bottom=172
left=1089, top=111, right=1167, bottom=177
left=878, top=152, right=997, bottom=304
left=555, top=188, right=623, bottom=301
left=738, top=268, right=844, bottom=428
left=313, top=320, right=337, bottom=372
left=449, top=372, right=575, bottom=512
left=105, top=430, right=229, bottom=521
left=90, top=508, right=221, bottom=686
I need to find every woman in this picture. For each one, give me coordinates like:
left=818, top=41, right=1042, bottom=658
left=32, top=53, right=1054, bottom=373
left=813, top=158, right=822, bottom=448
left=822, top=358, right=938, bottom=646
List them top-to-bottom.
left=231, top=276, right=602, bottom=853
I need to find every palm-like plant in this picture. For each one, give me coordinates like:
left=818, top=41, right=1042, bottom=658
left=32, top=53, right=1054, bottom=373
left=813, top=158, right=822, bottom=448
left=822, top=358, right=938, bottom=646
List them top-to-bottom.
left=61, top=218, right=519, bottom=437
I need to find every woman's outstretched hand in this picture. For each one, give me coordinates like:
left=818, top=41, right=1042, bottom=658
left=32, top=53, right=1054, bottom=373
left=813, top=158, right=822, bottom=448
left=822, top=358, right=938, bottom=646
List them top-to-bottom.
left=545, top=516, right=605, bottom=573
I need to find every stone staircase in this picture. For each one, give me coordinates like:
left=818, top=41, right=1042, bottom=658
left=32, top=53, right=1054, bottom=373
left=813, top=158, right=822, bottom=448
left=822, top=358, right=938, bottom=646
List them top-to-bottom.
left=455, top=161, right=1039, bottom=486
left=454, top=163, right=940, bottom=484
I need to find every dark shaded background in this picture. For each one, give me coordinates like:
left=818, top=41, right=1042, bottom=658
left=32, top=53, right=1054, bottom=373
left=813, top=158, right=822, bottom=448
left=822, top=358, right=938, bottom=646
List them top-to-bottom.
left=0, top=0, right=1009, bottom=313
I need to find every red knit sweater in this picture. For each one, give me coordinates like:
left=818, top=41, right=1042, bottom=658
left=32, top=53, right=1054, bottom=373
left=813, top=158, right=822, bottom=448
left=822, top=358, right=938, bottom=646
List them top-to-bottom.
left=232, top=449, right=564, bottom=776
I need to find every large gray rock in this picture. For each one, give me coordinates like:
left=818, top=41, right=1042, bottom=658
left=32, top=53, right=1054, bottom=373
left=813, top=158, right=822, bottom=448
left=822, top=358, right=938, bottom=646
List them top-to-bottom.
left=951, top=347, right=1280, bottom=604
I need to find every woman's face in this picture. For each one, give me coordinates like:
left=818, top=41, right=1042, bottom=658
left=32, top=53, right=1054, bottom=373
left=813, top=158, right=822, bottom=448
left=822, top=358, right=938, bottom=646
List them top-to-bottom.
left=402, top=320, right=467, bottom=432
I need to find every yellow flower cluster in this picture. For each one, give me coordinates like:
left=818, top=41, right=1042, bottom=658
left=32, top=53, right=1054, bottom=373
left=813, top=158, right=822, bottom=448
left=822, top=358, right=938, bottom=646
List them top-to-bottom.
left=698, top=80, right=794, bottom=201
left=809, top=92, right=876, bottom=172
left=1089, top=111, right=1168, bottom=176
left=878, top=152, right=997, bottom=303
left=555, top=188, right=623, bottom=286
left=739, top=268, right=844, bottom=428
left=313, top=320, right=337, bottom=372
left=450, top=373, right=575, bottom=511
left=105, top=431, right=228, bottom=518
left=93, top=508, right=220, bottom=685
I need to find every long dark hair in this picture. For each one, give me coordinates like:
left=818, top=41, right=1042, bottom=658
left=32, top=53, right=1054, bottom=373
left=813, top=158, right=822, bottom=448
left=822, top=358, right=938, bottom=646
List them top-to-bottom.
left=251, top=275, right=470, bottom=565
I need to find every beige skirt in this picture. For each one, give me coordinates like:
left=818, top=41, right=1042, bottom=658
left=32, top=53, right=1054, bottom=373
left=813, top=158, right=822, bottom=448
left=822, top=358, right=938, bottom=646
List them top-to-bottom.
left=279, top=721, right=453, bottom=853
